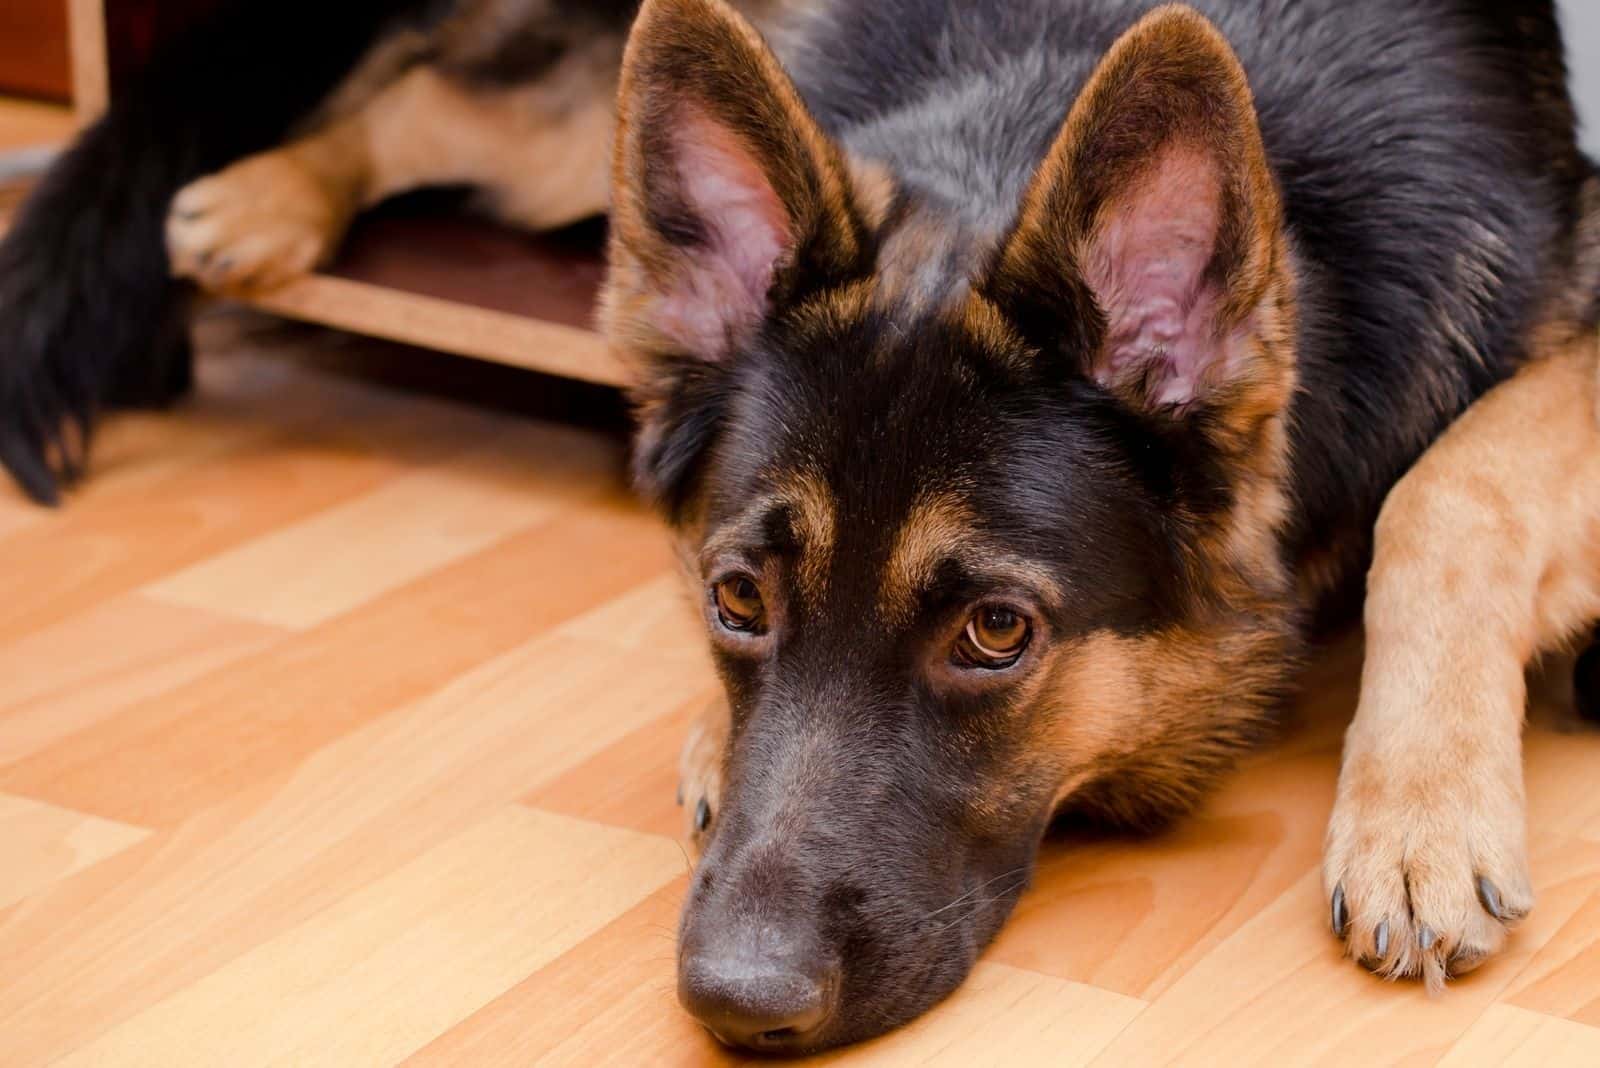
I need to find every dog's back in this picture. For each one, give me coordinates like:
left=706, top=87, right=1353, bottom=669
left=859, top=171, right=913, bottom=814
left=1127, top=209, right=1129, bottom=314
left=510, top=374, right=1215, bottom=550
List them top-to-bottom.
left=771, top=0, right=1588, bottom=599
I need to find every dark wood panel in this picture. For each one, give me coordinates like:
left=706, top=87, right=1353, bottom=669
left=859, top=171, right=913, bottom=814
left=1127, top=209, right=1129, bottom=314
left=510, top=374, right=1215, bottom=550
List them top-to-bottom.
left=0, top=0, right=72, bottom=101
left=329, top=215, right=607, bottom=333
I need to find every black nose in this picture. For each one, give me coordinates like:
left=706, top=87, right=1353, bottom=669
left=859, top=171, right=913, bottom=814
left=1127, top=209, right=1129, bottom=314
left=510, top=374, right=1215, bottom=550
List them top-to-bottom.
left=679, top=947, right=839, bottom=1050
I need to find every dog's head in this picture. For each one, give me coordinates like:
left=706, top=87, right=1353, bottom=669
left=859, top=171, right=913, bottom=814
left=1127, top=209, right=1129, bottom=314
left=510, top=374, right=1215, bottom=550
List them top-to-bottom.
left=604, top=0, right=1301, bottom=1051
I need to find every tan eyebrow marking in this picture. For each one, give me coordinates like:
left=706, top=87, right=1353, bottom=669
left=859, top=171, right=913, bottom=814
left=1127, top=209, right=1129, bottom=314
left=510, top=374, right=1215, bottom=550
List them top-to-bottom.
left=781, top=470, right=837, bottom=608
left=698, top=471, right=837, bottom=608
left=881, top=493, right=1063, bottom=625
left=883, top=493, right=976, bottom=624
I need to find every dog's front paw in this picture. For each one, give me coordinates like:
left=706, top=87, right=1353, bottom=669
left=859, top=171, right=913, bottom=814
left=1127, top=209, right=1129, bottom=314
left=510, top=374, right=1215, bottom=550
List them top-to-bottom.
left=166, top=151, right=348, bottom=293
left=677, top=700, right=728, bottom=853
left=1323, top=742, right=1531, bottom=989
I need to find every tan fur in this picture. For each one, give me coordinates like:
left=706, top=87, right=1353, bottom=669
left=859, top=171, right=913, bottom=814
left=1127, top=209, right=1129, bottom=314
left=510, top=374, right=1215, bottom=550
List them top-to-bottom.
left=168, top=44, right=621, bottom=293
left=167, top=137, right=362, bottom=293
left=845, top=156, right=898, bottom=232
left=874, top=209, right=971, bottom=315
left=959, top=293, right=1035, bottom=371
left=1325, top=334, right=1600, bottom=988
left=782, top=471, right=838, bottom=609
left=694, top=474, right=836, bottom=619
left=880, top=493, right=1064, bottom=628
left=880, top=493, right=976, bottom=626
left=1047, top=615, right=1295, bottom=828
left=679, top=695, right=730, bottom=848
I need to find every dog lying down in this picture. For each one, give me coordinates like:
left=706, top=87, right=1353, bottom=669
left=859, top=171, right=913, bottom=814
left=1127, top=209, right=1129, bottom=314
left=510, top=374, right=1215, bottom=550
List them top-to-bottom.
left=2, top=0, right=1599, bottom=1053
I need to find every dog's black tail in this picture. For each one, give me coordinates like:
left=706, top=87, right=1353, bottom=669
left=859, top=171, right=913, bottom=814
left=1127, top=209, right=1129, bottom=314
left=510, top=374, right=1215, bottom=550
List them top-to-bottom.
left=0, top=0, right=423, bottom=504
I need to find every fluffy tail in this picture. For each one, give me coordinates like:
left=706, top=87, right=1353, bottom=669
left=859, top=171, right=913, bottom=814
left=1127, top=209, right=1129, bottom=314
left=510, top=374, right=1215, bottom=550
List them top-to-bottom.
left=0, top=0, right=420, bottom=504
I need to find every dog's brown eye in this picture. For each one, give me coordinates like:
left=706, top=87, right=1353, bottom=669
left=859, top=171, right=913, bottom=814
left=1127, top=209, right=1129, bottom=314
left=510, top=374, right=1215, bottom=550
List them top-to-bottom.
left=714, top=575, right=765, bottom=632
left=959, top=607, right=1031, bottom=668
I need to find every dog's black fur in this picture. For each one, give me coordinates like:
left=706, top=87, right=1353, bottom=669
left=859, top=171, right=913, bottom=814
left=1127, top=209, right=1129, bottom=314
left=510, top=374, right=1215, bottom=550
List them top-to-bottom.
left=607, top=0, right=1596, bottom=1051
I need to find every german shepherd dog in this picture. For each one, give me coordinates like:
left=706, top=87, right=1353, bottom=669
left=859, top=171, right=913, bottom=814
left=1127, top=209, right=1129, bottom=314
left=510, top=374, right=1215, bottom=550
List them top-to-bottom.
left=3, top=0, right=1598, bottom=1054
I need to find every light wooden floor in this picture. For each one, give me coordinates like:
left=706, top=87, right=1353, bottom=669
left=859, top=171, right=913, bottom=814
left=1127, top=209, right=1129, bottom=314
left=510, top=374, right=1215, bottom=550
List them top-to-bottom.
left=4, top=112, right=1600, bottom=1068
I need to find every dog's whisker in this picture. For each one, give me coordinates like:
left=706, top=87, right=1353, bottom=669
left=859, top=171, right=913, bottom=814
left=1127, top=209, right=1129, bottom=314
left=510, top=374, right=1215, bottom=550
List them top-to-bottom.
left=921, top=866, right=1030, bottom=922
left=925, top=876, right=1031, bottom=937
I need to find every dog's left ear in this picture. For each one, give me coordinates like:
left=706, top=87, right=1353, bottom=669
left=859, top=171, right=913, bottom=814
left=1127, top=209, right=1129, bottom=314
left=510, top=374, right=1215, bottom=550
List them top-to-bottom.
left=981, top=5, right=1294, bottom=431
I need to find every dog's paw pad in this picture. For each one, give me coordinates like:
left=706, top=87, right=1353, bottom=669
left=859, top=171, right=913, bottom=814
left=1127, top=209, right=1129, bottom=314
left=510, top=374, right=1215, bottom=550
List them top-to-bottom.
left=166, top=153, right=346, bottom=294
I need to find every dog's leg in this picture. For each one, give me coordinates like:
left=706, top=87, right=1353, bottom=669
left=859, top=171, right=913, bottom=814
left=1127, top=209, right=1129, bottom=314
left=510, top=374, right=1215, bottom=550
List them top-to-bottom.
left=166, top=41, right=619, bottom=294
left=1325, top=339, right=1600, bottom=987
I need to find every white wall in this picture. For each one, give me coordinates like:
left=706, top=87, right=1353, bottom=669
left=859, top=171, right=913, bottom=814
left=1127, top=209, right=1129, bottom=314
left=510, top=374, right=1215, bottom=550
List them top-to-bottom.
left=1562, top=0, right=1600, bottom=154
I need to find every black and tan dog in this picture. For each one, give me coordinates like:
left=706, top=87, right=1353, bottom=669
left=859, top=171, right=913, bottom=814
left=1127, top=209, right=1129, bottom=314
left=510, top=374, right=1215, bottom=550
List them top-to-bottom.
left=2, top=0, right=1598, bottom=1054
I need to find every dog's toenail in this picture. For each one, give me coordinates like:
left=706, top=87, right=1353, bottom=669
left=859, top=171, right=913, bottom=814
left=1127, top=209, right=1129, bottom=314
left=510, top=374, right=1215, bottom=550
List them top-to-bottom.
left=676, top=782, right=684, bottom=806
left=694, top=797, right=711, bottom=833
left=1477, top=877, right=1503, bottom=920
left=1331, top=885, right=1348, bottom=938
left=1376, top=921, right=1389, bottom=959
left=1419, top=926, right=1437, bottom=951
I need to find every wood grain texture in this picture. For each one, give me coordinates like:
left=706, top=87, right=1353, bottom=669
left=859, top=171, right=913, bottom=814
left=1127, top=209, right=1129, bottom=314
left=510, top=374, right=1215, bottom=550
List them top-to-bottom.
left=3, top=98, right=1600, bottom=1060
left=247, top=272, right=627, bottom=388
left=147, top=456, right=567, bottom=629
left=0, top=595, right=280, bottom=765
left=0, top=793, right=149, bottom=910
left=56, top=806, right=684, bottom=1068
left=1436, top=1005, right=1600, bottom=1066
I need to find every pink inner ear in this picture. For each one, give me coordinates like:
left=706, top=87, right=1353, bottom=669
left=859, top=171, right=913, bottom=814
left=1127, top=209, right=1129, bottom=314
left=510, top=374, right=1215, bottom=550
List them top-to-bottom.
left=654, top=108, right=795, bottom=360
left=1081, top=146, right=1238, bottom=405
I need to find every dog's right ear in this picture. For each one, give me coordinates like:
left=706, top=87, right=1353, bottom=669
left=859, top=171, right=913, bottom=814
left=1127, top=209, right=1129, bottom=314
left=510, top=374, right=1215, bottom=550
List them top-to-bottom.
left=603, top=0, right=873, bottom=511
left=603, top=0, right=870, bottom=363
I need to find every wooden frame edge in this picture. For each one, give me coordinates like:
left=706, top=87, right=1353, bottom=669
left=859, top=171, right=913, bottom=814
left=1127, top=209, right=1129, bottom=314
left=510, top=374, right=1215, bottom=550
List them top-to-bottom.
left=67, top=0, right=109, bottom=124
left=245, top=274, right=632, bottom=389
